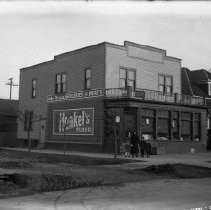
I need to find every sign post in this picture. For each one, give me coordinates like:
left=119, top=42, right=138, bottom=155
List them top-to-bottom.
left=114, top=116, right=120, bottom=159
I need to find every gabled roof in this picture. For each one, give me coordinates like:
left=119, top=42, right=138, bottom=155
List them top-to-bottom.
left=181, top=67, right=210, bottom=98
left=181, top=68, right=193, bottom=96
left=186, top=69, right=211, bottom=82
left=190, top=81, right=207, bottom=97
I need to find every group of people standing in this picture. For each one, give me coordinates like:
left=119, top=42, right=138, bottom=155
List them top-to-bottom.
left=125, top=131, right=152, bottom=158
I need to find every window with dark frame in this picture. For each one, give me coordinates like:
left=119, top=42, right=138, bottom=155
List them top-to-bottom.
left=120, top=68, right=136, bottom=89
left=85, top=69, right=91, bottom=90
left=55, top=73, right=66, bottom=94
left=159, top=74, right=173, bottom=94
left=32, top=79, right=37, bottom=98
left=208, top=83, right=211, bottom=96
left=141, top=108, right=155, bottom=140
left=157, top=110, right=170, bottom=140
left=180, top=112, right=192, bottom=141
left=194, top=113, right=201, bottom=141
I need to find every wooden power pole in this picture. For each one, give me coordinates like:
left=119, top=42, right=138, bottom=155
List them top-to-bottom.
left=5, top=78, right=18, bottom=100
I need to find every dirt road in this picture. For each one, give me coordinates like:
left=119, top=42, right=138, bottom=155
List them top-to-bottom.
left=1, top=178, right=211, bottom=210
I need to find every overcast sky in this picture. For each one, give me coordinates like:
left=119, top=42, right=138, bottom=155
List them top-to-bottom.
left=0, top=1, right=211, bottom=100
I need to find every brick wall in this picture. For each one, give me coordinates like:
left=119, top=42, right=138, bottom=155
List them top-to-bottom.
left=105, top=42, right=181, bottom=94
left=18, top=44, right=106, bottom=141
left=47, top=97, right=104, bottom=145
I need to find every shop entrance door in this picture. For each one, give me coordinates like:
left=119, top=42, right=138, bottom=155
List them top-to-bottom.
left=123, top=108, right=137, bottom=143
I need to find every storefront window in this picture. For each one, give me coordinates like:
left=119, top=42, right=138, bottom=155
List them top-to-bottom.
left=141, top=109, right=155, bottom=140
left=157, top=110, right=170, bottom=140
left=172, top=111, right=179, bottom=140
left=194, top=113, right=201, bottom=141
left=157, top=118, right=170, bottom=140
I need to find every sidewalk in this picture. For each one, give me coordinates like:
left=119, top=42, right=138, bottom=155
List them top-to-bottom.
left=1, top=147, right=211, bottom=169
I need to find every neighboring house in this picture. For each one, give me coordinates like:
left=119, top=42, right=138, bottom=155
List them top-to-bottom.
left=18, top=41, right=207, bottom=154
left=182, top=67, right=211, bottom=149
left=0, top=99, right=19, bottom=147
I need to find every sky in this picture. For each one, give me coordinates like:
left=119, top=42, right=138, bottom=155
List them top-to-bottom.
left=0, top=1, right=211, bottom=100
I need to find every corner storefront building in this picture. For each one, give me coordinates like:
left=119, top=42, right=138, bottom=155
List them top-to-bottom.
left=18, top=41, right=207, bottom=154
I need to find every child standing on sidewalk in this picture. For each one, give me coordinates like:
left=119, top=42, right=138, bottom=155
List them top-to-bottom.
left=124, top=139, right=131, bottom=157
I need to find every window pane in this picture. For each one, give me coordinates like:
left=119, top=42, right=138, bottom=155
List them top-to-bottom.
left=86, top=69, right=91, bottom=79
left=120, top=69, right=126, bottom=79
left=128, top=70, right=135, bottom=80
left=62, top=74, right=66, bottom=83
left=56, top=75, right=61, bottom=83
left=159, top=75, right=165, bottom=85
left=166, top=77, right=172, bottom=86
left=86, top=79, right=91, bottom=89
left=120, top=79, right=126, bottom=88
left=32, top=80, right=36, bottom=87
left=32, top=80, right=36, bottom=98
left=128, top=80, right=135, bottom=88
left=62, top=83, right=66, bottom=93
left=56, top=84, right=61, bottom=93
left=209, top=84, right=211, bottom=95
left=159, top=85, right=164, bottom=92
left=166, top=86, right=171, bottom=93
left=32, top=89, right=36, bottom=97
left=142, top=109, right=155, bottom=117
left=157, top=110, right=169, bottom=118
left=173, top=111, right=179, bottom=119
left=181, top=112, right=191, bottom=120
left=194, top=113, right=200, bottom=121
left=142, top=117, right=155, bottom=132
left=157, top=118, right=170, bottom=136
left=172, top=120, right=178, bottom=132
left=181, top=120, right=191, bottom=134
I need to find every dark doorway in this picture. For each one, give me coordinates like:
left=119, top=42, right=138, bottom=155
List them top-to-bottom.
left=123, top=107, right=137, bottom=143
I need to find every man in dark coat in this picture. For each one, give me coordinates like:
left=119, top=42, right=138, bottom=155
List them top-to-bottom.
left=130, top=131, right=140, bottom=157
left=139, top=137, right=147, bottom=157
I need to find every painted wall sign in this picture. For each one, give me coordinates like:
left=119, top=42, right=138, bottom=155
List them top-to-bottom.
left=47, top=89, right=104, bottom=102
left=53, top=108, right=94, bottom=135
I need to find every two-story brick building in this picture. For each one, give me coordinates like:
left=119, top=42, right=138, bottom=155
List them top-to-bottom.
left=18, top=41, right=207, bottom=154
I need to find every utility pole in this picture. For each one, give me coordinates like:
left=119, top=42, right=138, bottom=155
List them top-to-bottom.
left=5, top=78, right=18, bottom=100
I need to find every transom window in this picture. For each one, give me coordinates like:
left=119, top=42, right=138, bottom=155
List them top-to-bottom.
left=120, top=68, right=136, bottom=89
left=85, top=69, right=91, bottom=90
left=55, top=73, right=66, bottom=94
left=159, top=74, right=173, bottom=94
left=32, top=79, right=37, bottom=98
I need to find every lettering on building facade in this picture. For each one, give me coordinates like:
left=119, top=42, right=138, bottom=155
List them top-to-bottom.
left=47, top=89, right=104, bottom=102
left=53, top=108, right=94, bottom=135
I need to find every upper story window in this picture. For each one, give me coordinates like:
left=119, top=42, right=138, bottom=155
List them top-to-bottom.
left=120, top=68, right=136, bottom=89
left=85, top=69, right=91, bottom=90
left=55, top=73, right=66, bottom=94
left=159, top=74, right=173, bottom=94
left=32, top=79, right=37, bottom=98
left=208, top=82, right=211, bottom=96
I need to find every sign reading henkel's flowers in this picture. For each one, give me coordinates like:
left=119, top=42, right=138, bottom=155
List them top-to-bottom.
left=47, top=89, right=103, bottom=102
left=53, top=108, right=94, bottom=135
